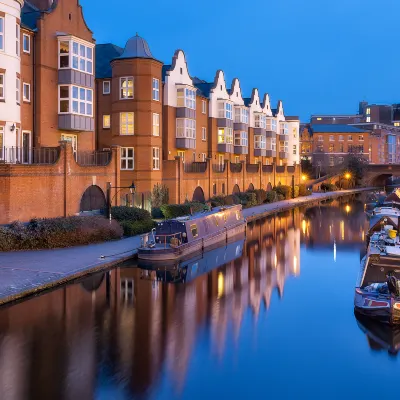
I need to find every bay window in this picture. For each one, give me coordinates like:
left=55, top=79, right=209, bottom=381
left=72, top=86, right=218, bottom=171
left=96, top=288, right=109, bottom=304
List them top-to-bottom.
left=0, top=17, right=4, bottom=51
left=58, top=38, right=94, bottom=74
left=0, top=73, right=4, bottom=100
left=120, top=77, right=134, bottom=99
left=58, top=85, right=93, bottom=116
left=177, top=87, right=196, bottom=109
left=218, top=101, right=233, bottom=119
left=235, top=107, right=249, bottom=124
left=120, top=112, right=134, bottom=135
left=255, top=114, right=266, bottom=129
left=176, top=118, right=196, bottom=139
left=266, top=118, right=277, bottom=132
left=280, top=122, right=288, bottom=135
left=218, top=128, right=233, bottom=144
left=234, top=131, right=248, bottom=147
left=254, top=135, right=266, bottom=149
left=271, top=138, right=276, bottom=151
left=280, top=141, right=289, bottom=152
left=121, top=147, right=134, bottom=170
left=152, top=147, right=160, bottom=170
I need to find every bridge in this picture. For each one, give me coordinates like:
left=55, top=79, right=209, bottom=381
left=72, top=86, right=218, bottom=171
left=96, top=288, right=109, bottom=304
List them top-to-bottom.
left=364, top=164, right=400, bottom=186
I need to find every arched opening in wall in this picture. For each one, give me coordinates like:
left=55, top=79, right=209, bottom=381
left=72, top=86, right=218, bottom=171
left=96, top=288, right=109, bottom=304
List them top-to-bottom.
left=370, top=174, right=392, bottom=188
left=278, top=181, right=281, bottom=186
left=267, top=182, right=273, bottom=191
left=212, top=183, right=217, bottom=196
left=222, top=183, right=226, bottom=195
left=248, top=183, right=254, bottom=191
left=232, top=184, right=240, bottom=194
left=80, top=185, right=107, bottom=212
left=192, top=186, right=206, bottom=203
left=80, top=272, right=105, bottom=292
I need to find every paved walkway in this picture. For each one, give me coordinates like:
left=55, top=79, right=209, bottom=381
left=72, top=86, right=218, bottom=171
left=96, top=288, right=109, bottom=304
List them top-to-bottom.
left=0, top=187, right=372, bottom=305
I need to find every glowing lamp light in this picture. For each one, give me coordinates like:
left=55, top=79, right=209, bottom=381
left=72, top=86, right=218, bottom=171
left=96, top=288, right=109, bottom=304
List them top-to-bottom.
left=344, top=173, right=351, bottom=180
left=301, top=174, right=307, bottom=181
left=345, top=205, right=351, bottom=213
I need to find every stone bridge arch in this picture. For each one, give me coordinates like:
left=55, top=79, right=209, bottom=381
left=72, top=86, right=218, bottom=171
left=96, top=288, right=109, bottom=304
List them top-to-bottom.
left=364, top=165, right=400, bottom=186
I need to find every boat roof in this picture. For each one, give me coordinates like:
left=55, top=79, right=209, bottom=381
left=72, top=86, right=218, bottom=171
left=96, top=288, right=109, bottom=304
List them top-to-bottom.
left=170, top=205, right=241, bottom=223
left=369, top=215, right=399, bottom=231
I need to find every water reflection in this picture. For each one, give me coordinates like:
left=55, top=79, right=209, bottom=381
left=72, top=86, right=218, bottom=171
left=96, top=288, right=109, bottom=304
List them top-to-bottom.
left=0, top=198, right=377, bottom=400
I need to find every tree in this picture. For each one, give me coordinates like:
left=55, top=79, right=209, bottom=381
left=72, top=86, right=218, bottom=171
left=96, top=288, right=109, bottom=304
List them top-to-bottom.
left=344, top=154, right=367, bottom=184
left=301, top=159, right=313, bottom=176
left=151, top=183, right=169, bottom=207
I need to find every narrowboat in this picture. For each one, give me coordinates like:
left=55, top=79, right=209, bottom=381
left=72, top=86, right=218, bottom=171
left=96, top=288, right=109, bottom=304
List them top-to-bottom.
left=138, top=205, right=246, bottom=261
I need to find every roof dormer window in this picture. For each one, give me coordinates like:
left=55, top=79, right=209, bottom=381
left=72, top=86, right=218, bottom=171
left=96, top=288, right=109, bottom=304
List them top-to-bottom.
left=177, top=86, right=196, bottom=109
left=218, top=101, right=233, bottom=120
left=235, top=107, right=249, bottom=124
left=255, top=113, right=266, bottom=129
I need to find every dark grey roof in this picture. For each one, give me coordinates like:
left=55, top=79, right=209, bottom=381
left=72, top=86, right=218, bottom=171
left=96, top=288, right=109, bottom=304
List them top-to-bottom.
left=21, top=1, right=42, bottom=31
left=115, top=34, right=155, bottom=60
left=95, top=43, right=124, bottom=79
left=162, top=65, right=172, bottom=82
left=194, top=82, right=213, bottom=98
left=243, top=97, right=251, bottom=107
left=310, top=124, right=369, bottom=133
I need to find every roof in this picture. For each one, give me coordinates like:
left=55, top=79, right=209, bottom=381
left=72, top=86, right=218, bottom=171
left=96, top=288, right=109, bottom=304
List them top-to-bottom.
left=21, top=1, right=42, bottom=31
left=114, top=34, right=160, bottom=61
left=95, top=43, right=123, bottom=79
left=162, top=65, right=172, bottom=82
left=193, top=81, right=213, bottom=98
left=243, top=98, right=251, bottom=107
left=286, top=116, right=300, bottom=121
left=310, top=124, right=369, bottom=133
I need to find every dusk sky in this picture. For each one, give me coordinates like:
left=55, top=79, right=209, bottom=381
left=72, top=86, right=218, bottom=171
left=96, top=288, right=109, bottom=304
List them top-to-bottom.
left=81, top=0, right=400, bottom=121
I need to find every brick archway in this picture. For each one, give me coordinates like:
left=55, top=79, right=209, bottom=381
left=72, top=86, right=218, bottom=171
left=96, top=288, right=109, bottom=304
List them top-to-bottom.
left=267, top=182, right=273, bottom=191
left=248, top=183, right=254, bottom=191
left=232, top=184, right=240, bottom=194
left=80, top=185, right=106, bottom=212
left=192, top=186, right=205, bottom=203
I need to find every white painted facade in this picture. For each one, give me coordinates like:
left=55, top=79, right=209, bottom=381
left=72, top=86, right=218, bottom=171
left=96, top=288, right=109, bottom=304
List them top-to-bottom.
left=0, top=0, right=23, bottom=152
left=209, top=70, right=230, bottom=118
left=229, top=78, right=244, bottom=106
left=248, top=89, right=262, bottom=128
left=287, top=120, right=300, bottom=165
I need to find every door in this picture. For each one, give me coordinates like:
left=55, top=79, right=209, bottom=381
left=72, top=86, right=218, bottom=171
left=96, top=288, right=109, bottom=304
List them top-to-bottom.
left=22, top=131, right=30, bottom=163
left=61, top=134, right=78, bottom=159
left=177, top=151, right=185, bottom=162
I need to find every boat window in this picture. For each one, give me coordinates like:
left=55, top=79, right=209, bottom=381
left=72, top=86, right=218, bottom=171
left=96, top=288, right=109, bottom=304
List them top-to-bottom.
left=236, top=210, right=241, bottom=221
left=214, top=216, right=219, bottom=226
left=190, top=224, right=198, bottom=237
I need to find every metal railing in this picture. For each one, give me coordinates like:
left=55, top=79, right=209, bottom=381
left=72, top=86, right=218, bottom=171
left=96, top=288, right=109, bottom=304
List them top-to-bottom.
left=0, top=146, right=60, bottom=165
left=76, top=151, right=111, bottom=166
left=183, top=161, right=207, bottom=173
left=230, top=162, right=242, bottom=173
left=212, top=163, right=226, bottom=173
left=246, top=163, right=259, bottom=173
left=262, top=165, right=274, bottom=173
left=276, top=166, right=285, bottom=173
left=287, top=166, right=295, bottom=173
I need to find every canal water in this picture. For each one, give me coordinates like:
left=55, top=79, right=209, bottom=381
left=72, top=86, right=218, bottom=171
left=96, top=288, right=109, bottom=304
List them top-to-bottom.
left=0, top=195, right=398, bottom=400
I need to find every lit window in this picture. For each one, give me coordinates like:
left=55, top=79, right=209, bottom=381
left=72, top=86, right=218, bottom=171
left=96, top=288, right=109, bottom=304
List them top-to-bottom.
left=0, top=17, right=4, bottom=51
left=16, top=23, right=20, bottom=56
left=23, top=34, right=30, bottom=54
left=58, top=39, right=93, bottom=74
left=0, top=74, right=4, bottom=100
left=120, top=77, right=134, bottom=99
left=16, top=78, right=20, bottom=104
left=152, top=78, right=159, bottom=101
left=103, top=81, right=110, bottom=95
left=23, top=83, right=30, bottom=102
left=58, top=85, right=93, bottom=116
left=177, top=87, right=196, bottom=109
left=202, top=100, right=206, bottom=114
left=218, top=101, right=233, bottom=119
left=235, top=107, right=249, bottom=124
left=366, top=108, right=370, bottom=115
left=120, top=112, right=134, bottom=135
left=152, top=113, right=160, bottom=136
left=255, top=114, right=266, bottom=129
left=103, top=115, right=110, bottom=128
left=366, top=116, right=371, bottom=122
left=317, top=117, right=322, bottom=121
left=176, top=118, right=196, bottom=139
left=394, top=122, right=400, bottom=127
left=202, top=127, right=206, bottom=141
left=217, top=128, right=233, bottom=144
left=234, top=131, right=248, bottom=147
left=254, top=135, right=266, bottom=149
left=329, top=135, right=334, bottom=141
left=339, top=135, right=344, bottom=141
left=348, top=135, right=353, bottom=141
left=359, top=135, right=364, bottom=141
left=279, top=140, right=288, bottom=153
left=121, top=147, right=134, bottom=170
left=152, top=147, right=160, bottom=170
left=177, top=150, right=185, bottom=161
left=235, top=156, right=240, bottom=163
left=329, top=156, right=334, bottom=166
left=254, top=158, right=259, bottom=164
left=190, top=224, right=198, bottom=237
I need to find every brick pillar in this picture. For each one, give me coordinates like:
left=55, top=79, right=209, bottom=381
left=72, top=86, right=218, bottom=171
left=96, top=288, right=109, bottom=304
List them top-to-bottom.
left=58, top=140, right=69, bottom=217
left=111, top=145, right=121, bottom=206
left=175, top=156, right=183, bottom=204
left=207, top=157, right=212, bottom=200
left=226, top=159, right=231, bottom=195
left=242, top=160, right=246, bottom=192
left=259, top=161, right=262, bottom=190
left=273, top=163, right=276, bottom=187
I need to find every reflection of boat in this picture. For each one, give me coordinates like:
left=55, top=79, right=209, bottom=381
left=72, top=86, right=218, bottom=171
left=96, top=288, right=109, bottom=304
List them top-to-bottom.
left=138, top=205, right=246, bottom=261
left=138, top=236, right=245, bottom=283
left=355, top=311, right=400, bottom=355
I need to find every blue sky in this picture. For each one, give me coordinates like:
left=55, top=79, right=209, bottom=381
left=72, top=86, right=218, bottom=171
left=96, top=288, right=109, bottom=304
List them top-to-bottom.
left=81, top=0, right=400, bottom=121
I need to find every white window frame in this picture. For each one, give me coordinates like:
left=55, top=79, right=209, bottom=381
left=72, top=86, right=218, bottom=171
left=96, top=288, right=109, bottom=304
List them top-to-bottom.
left=0, top=17, right=4, bottom=52
left=16, top=23, right=20, bottom=56
left=23, top=33, right=30, bottom=54
left=58, top=37, right=94, bottom=74
left=0, top=73, right=4, bottom=100
left=16, top=77, right=20, bottom=104
left=120, top=77, right=134, bottom=100
left=152, top=78, right=159, bottom=101
left=103, top=81, right=110, bottom=95
left=23, top=82, right=30, bottom=102
left=58, top=85, right=93, bottom=117
left=177, top=86, right=196, bottom=109
left=202, top=100, right=206, bottom=114
left=218, top=101, right=233, bottom=120
left=235, top=107, right=249, bottom=124
left=120, top=112, right=134, bottom=135
left=152, top=113, right=160, bottom=136
left=255, top=113, right=266, bottom=129
left=103, top=115, right=110, bottom=129
left=366, top=116, right=371, bottom=122
left=176, top=118, right=196, bottom=139
left=266, top=118, right=276, bottom=132
left=280, top=122, right=288, bottom=135
left=202, top=127, right=206, bottom=141
left=217, top=127, right=233, bottom=144
left=234, top=131, right=248, bottom=147
left=61, top=134, right=77, bottom=158
left=254, top=135, right=266, bottom=149
left=329, top=135, right=334, bottom=141
left=338, top=135, right=344, bottom=141
left=348, top=135, right=353, bottom=141
left=359, top=135, right=364, bottom=141
left=271, top=137, right=276, bottom=152
left=293, top=145, right=297, bottom=155
left=121, top=147, right=134, bottom=170
left=152, top=147, right=160, bottom=170
left=177, top=150, right=185, bottom=161
left=201, top=153, right=206, bottom=161
left=235, top=156, right=240, bottom=164
left=338, top=156, right=344, bottom=164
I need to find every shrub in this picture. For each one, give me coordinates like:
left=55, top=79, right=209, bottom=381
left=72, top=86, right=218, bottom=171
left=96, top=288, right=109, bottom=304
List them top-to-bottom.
left=151, top=183, right=169, bottom=208
left=321, top=183, right=337, bottom=192
left=298, top=184, right=310, bottom=197
left=275, top=185, right=292, bottom=200
left=293, top=185, right=300, bottom=198
left=265, top=190, right=279, bottom=203
left=236, top=192, right=257, bottom=208
left=277, top=194, right=285, bottom=201
left=210, top=195, right=240, bottom=207
left=210, top=196, right=225, bottom=207
left=160, top=202, right=206, bottom=219
left=111, top=206, right=151, bottom=222
left=151, top=207, right=164, bottom=219
left=0, top=216, right=123, bottom=252
left=120, top=220, right=157, bottom=237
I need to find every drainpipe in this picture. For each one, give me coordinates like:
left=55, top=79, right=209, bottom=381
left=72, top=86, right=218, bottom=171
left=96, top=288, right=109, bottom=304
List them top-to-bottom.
left=33, top=32, right=36, bottom=147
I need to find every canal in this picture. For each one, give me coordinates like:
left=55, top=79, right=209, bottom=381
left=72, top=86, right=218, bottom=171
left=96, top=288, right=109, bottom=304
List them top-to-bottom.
left=0, top=195, right=398, bottom=400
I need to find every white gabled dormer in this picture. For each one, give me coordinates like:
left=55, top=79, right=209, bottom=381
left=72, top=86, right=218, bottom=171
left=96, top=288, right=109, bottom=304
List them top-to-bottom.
left=209, top=70, right=231, bottom=119
left=229, top=78, right=249, bottom=125
left=247, top=89, right=263, bottom=128
left=261, top=94, right=273, bottom=117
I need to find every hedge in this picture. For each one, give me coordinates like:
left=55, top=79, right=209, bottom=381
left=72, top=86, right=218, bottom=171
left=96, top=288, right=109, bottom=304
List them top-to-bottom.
left=321, top=183, right=337, bottom=192
left=298, top=184, right=310, bottom=197
left=275, top=185, right=292, bottom=200
left=265, top=190, right=279, bottom=203
left=236, top=192, right=257, bottom=208
left=210, top=195, right=239, bottom=207
left=160, top=202, right=205, bottom=219
left=111, top=206, right=151, bottom=222
left=151, top=207, right=164, bottom=219
left=0, top=216, right=123, bottom=252
left=120, top=220, right=157, bottom=237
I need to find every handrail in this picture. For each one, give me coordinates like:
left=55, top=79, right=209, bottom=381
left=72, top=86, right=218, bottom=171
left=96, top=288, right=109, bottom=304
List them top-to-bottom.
left=183, top=161, right=207, bottom=173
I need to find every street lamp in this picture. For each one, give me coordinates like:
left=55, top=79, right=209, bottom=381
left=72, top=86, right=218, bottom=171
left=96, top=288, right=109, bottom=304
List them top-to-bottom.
left=345, top=172, right=351, bottom=180
left=301, top=174, right=307, bottom=182
left=107, top=181, right=136, bottom=221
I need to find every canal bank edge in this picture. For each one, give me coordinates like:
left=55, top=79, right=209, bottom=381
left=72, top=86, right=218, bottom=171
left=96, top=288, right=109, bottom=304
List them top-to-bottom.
left=0, top=188, right=375, bottom=307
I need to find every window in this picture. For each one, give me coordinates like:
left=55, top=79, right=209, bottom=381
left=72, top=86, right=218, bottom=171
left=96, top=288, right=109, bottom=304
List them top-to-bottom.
left=0, top=17, right=4, bottom=51
left=16, top=23, right=20, bottom=56
left=23, top=34, right=30, bottom=54
left=58, top=39, right=93, bottom=74
left=0, top=74, right=4, bottom=100
left=120, top=77, right=134, bottom=99
left=16, top=78, right=20, bottom=104
left=152, top=78, right=159, bottom=101
left=103, top=81, right=110, bottom=95
left=23, top=83, right=30, bottom=102
left=58, top=85, right=93, bottom=116
left=177, top=87, right=196, bottom=109
left=202, top=100, right=206, bottom=114
left=218, top=101, right=233, bottom=119
left=235, top=107, right=249, bottom=124
left=366, top=108, right=370, bottom=115
left=120, top=112, right=134, bottom=135
left=152, top=113, right=160, bottom=136
left=255, top=114, right=266, bottom=129
left=103, top=115, right=110, bottom=128
left=317, top=117, right=322, bottom=121
left=366, top=117, right=371, bottom=122
left=176, top=119, right=195, bottom=139
left=280, top=122, right=288, bottom=135
left=395, top=122, right=400, bottom=127
left=0, top=126, right=3, bottom=157
left=202, top=127, right=206, bottom=141
left=217, top=128, right=233, bottom=144
left=234, top=131, right=248, bottom=147
left=61, top=134, right=77, bottom=158
left=254, top=135, right=266, bottom=149
left=318, top=135, right=323, bottom=142
left=329, top=135, right=334, bottom=141
left=339, top=135, right=344, bottom=141
left=348, top=135, right=353, bottom=141
left=359, top=135, right=364, bottom=141
left=271, top=137, right=276, bottom=151
left=279, top=141, right=288, bottom=153
left=339, top=143, right=344, bottom=152
left=329, top=144, right=334, bottom=153
left=293, top=145, right=297, bottom=155
left=121, top=147, right=134, bottom=170
left=152, top=147, right=160, bottom=170
left=177, top=150, right=185, bottom=161
left=201, top=153, right=206, bottom=161
left=218, top=154, right=224, bottom=166
left=235, top=156, right=240, bottom=163
left=329, top=156, right=334, bottom=167
left=338, top=157, right=344, bottom=164
left=254, top=158, right=259, bottom=164
left=190, top=224, right=198, bottom=237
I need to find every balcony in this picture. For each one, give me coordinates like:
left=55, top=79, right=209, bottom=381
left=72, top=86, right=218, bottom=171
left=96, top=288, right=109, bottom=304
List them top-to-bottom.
left=176, top=108, right=196, bottom=119
left=59, top=114, right=94, bottom=132
left=217, top=118, right=233, bottom=128
left=254, top=127, right=266, bottom=135
left=265, top=131, right=276, bottom=138
left=176, top=138, right=196, bottom=150
left=217, top=143, right=234, bottom=153
left=0, top=146, right=60, bottom=164
left=234, top=146, right=248, bottom=155
left=254, top=149, right=266, bottom=157
left=265, top=150, right=276, bottom=157
left=76, top=151, right=111, bottom=166
left=279, top=151, right=288, bottom=159
left=183, top=161, right=207, bottom=173
left=230, top=162, right=242, bottom=173
left=246, top=164, right=259, bottom=173
left=262, top=165, right=274, bottom=173
left=276, top=166, right=285, bottom=173
left=287, top=166, right=296, bottom=174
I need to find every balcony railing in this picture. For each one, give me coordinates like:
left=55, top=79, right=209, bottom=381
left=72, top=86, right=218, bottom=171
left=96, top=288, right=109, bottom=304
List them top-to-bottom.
left=0, top=146, right=60, bottom=165
left=76, top=151, right=111, bottom=166
left=183, top=161, right=207, bottom=173
left=230, top=162, right=242, bottom=173
left=212, top=163, right=226, bottom=173
left=246, top=163, right=259, bottom=173
left=262, top=165, right=274, bottom=173
left=276, top=166, right=285, bottom=173
left=287, top=166, right=295, bottom=173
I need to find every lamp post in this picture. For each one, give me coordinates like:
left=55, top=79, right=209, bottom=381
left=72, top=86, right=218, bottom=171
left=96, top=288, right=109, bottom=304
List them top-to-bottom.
left=107, top=181, right=136, bottom=221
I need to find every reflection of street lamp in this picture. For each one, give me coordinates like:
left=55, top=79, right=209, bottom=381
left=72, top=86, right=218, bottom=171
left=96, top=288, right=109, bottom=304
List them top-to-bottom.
left=107, top=181, right=136, bottom=221
left=345, top=204, right=351, bottom=214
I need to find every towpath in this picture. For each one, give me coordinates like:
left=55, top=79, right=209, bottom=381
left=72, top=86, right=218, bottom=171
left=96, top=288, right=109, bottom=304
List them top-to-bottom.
left=0, top=187, right=373, bottom=305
